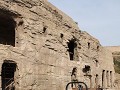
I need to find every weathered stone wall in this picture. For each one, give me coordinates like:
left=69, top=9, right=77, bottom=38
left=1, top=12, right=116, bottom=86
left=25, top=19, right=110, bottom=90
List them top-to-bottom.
left=0, top=0, right=115, bottom=90
left=106, top=46, right=120, bottom=90
left=99, top=47, right=115, bottom=89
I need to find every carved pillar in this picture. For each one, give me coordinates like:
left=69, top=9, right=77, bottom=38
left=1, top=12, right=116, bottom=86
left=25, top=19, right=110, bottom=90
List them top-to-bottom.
left=102, top=70, right=107, bottom=89
left=102, top=70, right=104, bottom=88
left=104, top=71, right=107, bottom=88
left=106, top=71, right=108, bottom=88
left=107, top=71, right=110, bottom=87
left=110, top=71, right=113, bottom=88
left=95, top=74, right=98, bottom=89
left=90, top=76, right=92, bottom=88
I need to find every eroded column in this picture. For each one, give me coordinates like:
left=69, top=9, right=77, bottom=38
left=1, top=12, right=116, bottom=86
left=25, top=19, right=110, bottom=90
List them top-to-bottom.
left=102, top=70, right=107, bottom=88
left=110, top=71, right=113, bottom=88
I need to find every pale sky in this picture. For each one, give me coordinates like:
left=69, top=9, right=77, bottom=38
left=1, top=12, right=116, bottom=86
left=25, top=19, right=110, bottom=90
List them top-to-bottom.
left=48, top=0, right=120, bottom=46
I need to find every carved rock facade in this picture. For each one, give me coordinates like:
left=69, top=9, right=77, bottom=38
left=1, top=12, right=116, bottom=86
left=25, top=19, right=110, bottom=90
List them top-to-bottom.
left=0, top=0, right=115, bottom=90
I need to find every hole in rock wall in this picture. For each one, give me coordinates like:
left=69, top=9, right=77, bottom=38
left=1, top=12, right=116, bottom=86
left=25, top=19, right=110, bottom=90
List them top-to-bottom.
left=0, top=11, right=16, bottom=46
left=43, top=26, right=47, bottom=33
left=60, top=33, right=63, bottom=38
left=68, top=39, right=77, bottom=60
left=88, top=42, right=90, bottom=49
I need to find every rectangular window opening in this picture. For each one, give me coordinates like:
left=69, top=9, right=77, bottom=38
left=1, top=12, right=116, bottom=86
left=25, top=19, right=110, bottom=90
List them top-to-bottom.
left=0, top=11, right=16, bottom=46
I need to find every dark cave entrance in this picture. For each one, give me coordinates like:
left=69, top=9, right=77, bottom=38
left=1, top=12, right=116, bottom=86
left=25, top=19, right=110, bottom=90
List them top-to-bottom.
left=0, top=11, right=16, bottom=46
left=1, top=60, right=17, bottom=90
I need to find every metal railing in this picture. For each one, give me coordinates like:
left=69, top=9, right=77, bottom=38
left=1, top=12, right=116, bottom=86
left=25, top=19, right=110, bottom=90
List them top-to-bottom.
left=4, top=78, right=15, bottom=90
left=5, top=81, right=14, bottom=90
left=66, top=81, right=88, bottom=90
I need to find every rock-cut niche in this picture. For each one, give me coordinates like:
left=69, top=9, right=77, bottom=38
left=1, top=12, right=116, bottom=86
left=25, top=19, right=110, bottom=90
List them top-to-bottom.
left=68, top=39, right=77, bottom=60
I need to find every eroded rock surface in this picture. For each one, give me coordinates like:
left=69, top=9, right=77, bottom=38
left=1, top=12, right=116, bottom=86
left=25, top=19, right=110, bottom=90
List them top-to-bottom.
left=0, top=0, right=116, bottom=90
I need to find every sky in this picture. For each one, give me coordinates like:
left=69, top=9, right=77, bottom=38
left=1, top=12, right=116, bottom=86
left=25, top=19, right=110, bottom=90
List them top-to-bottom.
left=48, top=0, right=120, bottom=46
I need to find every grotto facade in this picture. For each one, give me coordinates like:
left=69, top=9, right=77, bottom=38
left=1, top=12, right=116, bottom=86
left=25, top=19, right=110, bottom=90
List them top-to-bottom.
left=0, top=0, right=116, bottom=90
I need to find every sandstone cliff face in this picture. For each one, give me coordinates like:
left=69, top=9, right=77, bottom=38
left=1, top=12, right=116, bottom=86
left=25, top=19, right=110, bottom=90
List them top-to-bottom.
left=0, top=0, right=115, bottom=90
